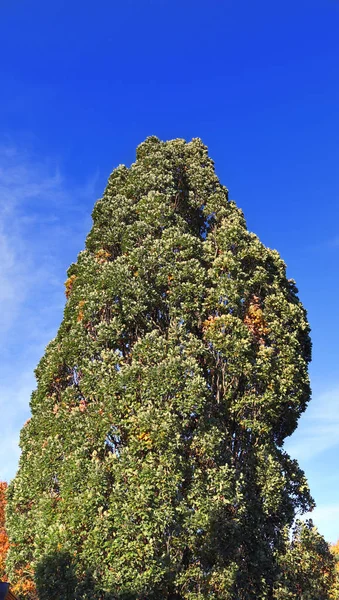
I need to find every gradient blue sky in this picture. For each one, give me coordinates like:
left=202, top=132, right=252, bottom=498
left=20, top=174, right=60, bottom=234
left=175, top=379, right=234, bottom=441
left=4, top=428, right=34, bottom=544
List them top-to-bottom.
left=0, top=0, right=338, bottom=542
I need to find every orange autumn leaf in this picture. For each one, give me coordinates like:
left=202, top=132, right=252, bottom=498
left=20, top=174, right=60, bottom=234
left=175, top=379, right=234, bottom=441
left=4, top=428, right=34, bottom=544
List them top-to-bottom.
left=95, top=248, right=111, bottom=264
left=65, top=274, right=77, bottom=299
left=244, top=295, right=269, bottom=344
left=77, top=301, right=86, bottom=322
left=202, top=315, right=219, bottom=331
left=12, top=566, right=37, bottom=599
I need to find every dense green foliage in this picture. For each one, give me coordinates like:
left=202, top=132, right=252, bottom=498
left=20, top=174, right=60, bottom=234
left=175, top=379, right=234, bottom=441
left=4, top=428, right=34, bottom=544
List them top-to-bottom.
left=7, top=137, right=316, bottom=598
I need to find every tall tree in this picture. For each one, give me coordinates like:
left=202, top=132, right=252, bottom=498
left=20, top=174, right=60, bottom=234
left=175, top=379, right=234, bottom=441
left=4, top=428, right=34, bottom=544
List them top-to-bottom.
left=7, top=137, right=314, bottom=599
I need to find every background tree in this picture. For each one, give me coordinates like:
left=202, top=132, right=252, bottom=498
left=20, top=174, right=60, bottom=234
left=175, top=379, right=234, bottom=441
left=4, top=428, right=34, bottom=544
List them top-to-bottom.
left=7, top=137, right=314, bottom=599
left=0, top=480, right=36, bottom=598
left=0, top=482, right=9, bottom=581
left=274, top=520, right=335, bottom=600
left=330, top=540, right=339, bottom=599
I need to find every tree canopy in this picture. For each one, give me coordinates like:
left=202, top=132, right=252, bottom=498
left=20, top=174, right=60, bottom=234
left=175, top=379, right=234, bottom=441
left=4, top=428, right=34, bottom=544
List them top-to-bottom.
left=6, top=137, right=319, bottom=599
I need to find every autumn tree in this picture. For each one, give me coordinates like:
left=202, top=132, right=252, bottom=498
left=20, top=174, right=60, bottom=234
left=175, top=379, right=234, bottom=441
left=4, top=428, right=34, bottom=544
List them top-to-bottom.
left=7, top=137, right=315, bottom=599
left=1, top=481, right=36, bottom=599
left=0, top=482, right=9, bottom=581
left=274, top=520, right=335, bottom=599
left=330, top=540, right=339, bottom=599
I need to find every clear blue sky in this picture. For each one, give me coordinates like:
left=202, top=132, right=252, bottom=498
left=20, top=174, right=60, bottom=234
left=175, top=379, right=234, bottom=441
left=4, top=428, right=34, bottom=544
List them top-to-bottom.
left=0, top=0, right=338, bottom=542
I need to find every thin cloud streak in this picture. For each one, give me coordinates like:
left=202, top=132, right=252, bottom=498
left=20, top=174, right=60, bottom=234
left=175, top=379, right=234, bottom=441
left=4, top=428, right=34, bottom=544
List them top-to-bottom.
left=0, top=143, right=100, bottom=482
left=284, top=385, right=339, bottom=542
left=285, top=386, right=339, bottom=462
left=300, top=504, right=339, bottom=545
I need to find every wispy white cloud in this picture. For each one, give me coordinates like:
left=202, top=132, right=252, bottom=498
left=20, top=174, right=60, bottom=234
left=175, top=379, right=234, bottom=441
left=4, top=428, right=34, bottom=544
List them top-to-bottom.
left=0, top=142, right=100, bottom=482
left=0, top=145, right=77, bottom=333
left=0, top=225, right=24, bottom=330
left=328, top=236, right=339, bottom=249
left=0, top=371, right=34, bottom=481
left=284, top=384, right=339, bottom=541
left=285, top=386, right=339, bottom=462
left=298, top=503, right=339, bottom=545
left=311, top=504, right=339, bottom=544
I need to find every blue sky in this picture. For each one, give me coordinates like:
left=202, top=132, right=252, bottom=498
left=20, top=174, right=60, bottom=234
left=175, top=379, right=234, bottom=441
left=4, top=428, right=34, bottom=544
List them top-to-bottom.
left=0, top=0, right=338, bottom=542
